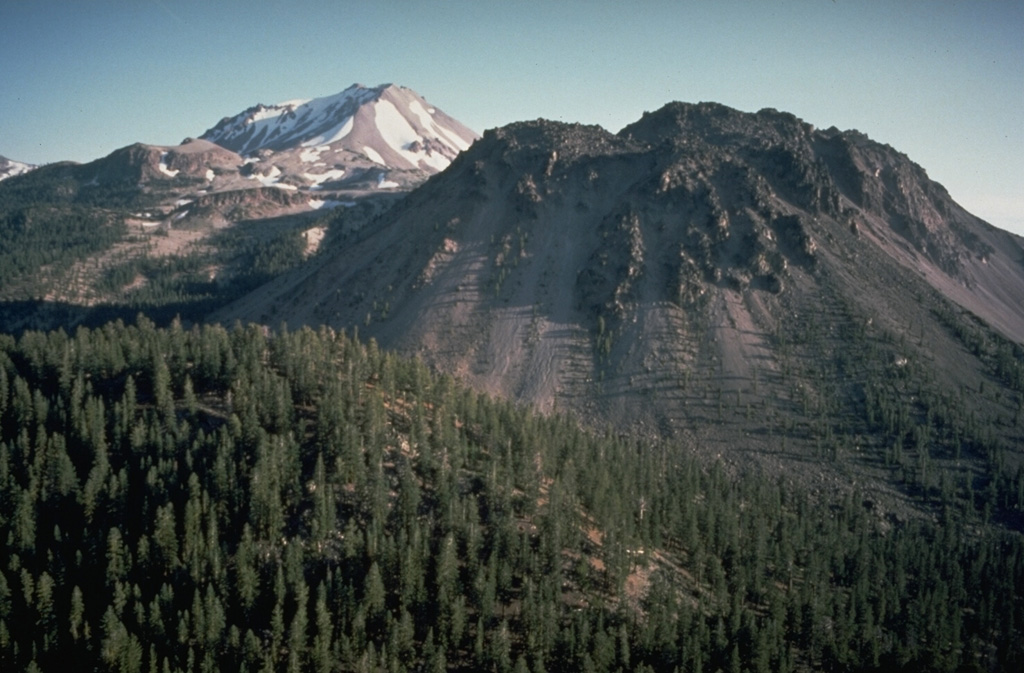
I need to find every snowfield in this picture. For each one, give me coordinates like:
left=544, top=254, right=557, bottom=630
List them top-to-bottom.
left=201, top=85, right=377, bottom=154
left=372, top=99, right=451, bottom=171
left=409, top=100, right=472, bottom=151
left=300, top=116, right=354, bottom=148
left=299, top=145, right=329, bottom=163
left=363, top=147, right=386, bottom=165
left=0, top=156, right=36, bottom=181
left=250, top=165, right=282, bottom=186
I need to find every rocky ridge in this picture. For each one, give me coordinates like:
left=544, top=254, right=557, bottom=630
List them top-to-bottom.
left=217, top=101, right=1024, bottom=520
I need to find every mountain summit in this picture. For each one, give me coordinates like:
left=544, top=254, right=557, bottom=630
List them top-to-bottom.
left=200, top=83, right=478, bottom=173
left=0, top=154, right=35, bottom=181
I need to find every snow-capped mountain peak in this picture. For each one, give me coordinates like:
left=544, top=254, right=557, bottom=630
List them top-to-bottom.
left=199, top=83, right=478, bottom=174
left=0, top=155, right=36, bottom=181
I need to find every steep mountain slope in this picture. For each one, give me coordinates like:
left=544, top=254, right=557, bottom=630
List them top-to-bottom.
left=218, top=102, right=1024, bottom=521
left=0, top=154, right=35, bottom=181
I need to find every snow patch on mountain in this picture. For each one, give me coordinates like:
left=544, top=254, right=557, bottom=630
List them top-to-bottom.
left=200, top=84, right=380, bottom=155
left=373, top=99, right=450, bottom=171
left=409, top=100, right=471, bottom=151
left=301, top=115, right=354, bottom=148
left=300, top=145, right=329, bottom=163
left=363, top=147, right=386, bottom=165
left=158, top=152, right=179, bottom=177
left=0, top=155, right=35, bottom=181
left=244, top=165, right=296, bottom=191
left=249, top=165, right=281, bottom=186
left=305, top=168, right=346, bottom=189
left=377, top=173, right=399, bottom=189
left=308, top=198, right=353, bottom=210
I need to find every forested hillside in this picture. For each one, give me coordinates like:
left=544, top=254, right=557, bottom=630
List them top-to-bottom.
left=0, top=145, right=386, bottom=334
left=0, top=197, right=324, bottom=333
left=0, top=320, right=1021, bottom=672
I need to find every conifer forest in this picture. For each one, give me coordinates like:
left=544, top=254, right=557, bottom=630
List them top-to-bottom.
left=1, top=320, right=1020, bottom=672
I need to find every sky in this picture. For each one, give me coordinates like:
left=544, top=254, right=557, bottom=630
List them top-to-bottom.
left=2, top=0, right=1022, bottom=234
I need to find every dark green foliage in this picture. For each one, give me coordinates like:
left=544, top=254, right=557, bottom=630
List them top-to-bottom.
left=0, top=158, right=323, bottom=333
left=0, top=161, right=146, bottom=211
left=0, top=205, right=127, bottom=289
left=0, top=216, right=311, bottom=334
left=91, top=226, right=308, bottom=320
left=0, top=320, right=1020, bottom=671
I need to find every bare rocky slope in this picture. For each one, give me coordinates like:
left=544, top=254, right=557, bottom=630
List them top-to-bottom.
left=217, top=102, right=1024, bottom=521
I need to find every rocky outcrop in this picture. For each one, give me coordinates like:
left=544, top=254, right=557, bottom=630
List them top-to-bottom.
left=163, top=139, right=242, bottom=177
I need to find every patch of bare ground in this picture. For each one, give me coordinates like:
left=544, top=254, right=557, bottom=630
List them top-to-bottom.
left=622, top=559, right=654, bottom=613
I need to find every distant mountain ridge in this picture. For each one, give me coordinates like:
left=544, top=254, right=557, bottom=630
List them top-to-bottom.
left=1, top=83, right=479, bottom=215
left=199, top=83, right=478, bottom=173
left=0, top=84, right=480, bottom=330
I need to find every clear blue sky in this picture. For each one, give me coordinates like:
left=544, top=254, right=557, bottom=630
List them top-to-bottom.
left=2, top=0, right=1022, bottom=234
